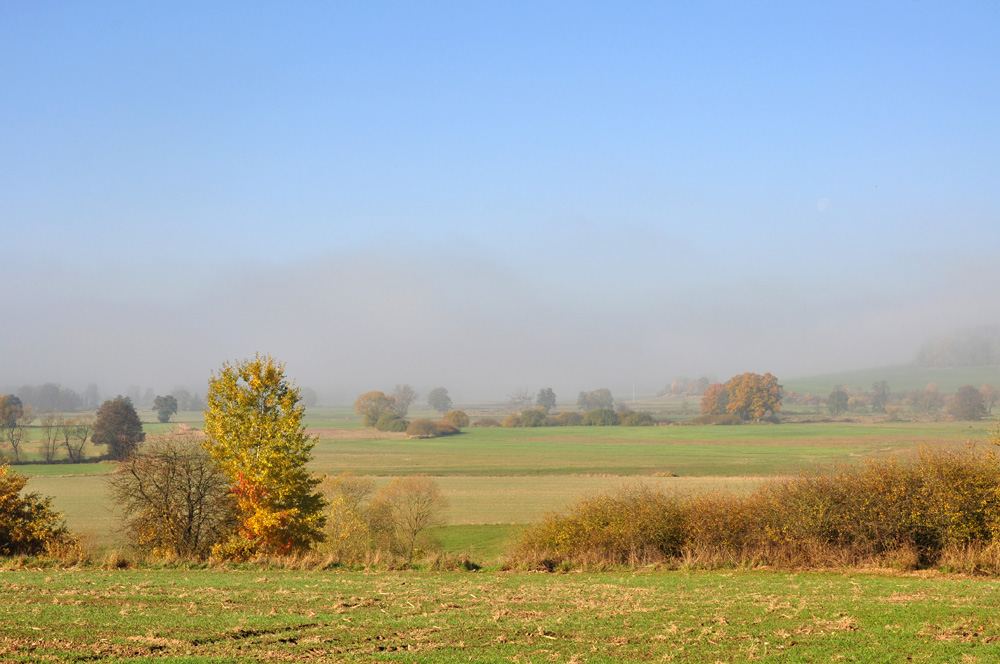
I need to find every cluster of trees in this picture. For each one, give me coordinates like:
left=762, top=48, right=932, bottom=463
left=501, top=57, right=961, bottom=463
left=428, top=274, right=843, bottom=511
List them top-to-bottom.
left=105, top=356, right=448, bottom=562
left=700, top=372, right=782, bottom=423
left=823, top=382, right=997, bottom=421
left=11, top=383, right=100, bottom=413
left=354, top=386, right=466, bottom=436
left=576, top=388, right=614, bottom=412
left=500, top=407, right=655, bottom=428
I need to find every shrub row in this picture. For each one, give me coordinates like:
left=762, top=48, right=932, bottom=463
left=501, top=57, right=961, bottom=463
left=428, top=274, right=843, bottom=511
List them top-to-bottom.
left=498, top=408, right=657, bottom=428
left=512, top=445, right=1000, bottom=570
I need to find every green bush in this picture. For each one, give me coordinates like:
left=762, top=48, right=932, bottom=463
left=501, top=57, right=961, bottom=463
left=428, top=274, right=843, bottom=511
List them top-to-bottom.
left=583, top=408, right=618, bottom=426
left=520, top=409, right=547, bottom=427
left=442, top=410, right=470, bottom=428
left=618, top=410, right=655, bottom=426
left=375, top=413, right=408, bottom=432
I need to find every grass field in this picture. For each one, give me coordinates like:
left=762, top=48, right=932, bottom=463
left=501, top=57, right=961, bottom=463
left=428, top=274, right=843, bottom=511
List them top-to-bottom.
left=13, top=417, right=996, bottom=556
left=308, top=421, right=990, bottom=477
left=1, top=567, right=998, bottom=662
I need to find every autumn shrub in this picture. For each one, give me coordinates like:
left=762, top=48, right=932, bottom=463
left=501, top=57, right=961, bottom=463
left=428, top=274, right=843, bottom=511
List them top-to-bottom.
left=583, top=408, right=618, bottom=426
left=442, top=410, right=470, bottom=428
left=618, top=410, right=655, bottom=426
left=375, top=413, right=408, bottom=432
left=501, top=414, right=521, bottom=428
left=473, top=417, right=501, bottom=428
left=406, top=419, right=440, bottom=438
left=434, top=421, right=460, bottom=436
left=0, top=462, right=76, bottom=557
left=513, top=485, right=688, bottom=567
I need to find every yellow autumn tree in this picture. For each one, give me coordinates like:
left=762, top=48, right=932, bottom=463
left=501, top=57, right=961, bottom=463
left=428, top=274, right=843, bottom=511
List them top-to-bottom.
left=203, top=354, right=326, bottom=559
left=724, top=372, right=782, bottom=422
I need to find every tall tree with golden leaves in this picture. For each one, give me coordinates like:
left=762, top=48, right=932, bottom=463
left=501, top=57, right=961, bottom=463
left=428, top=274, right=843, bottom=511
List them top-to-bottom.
left=203, top=354, right=325, bottom=559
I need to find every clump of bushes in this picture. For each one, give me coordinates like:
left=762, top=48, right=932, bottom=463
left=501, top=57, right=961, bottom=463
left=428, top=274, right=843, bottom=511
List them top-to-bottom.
left=583, top=408, right=618, bottom=426
left=519, top=409, right=547, bottom=427
left=442, top=410, right=470, bottom=428
left=618, top=410, right=655, bottom=426
left=550, top=412, right=583, bottom=426
left=375, top=413, right=408, bottom=432
left=502, top=413, right=521, bottom=428
left=473, top=417, right=501, bottom=428
left=405, top=419, right=461, bottom=438
left=511, top=445, right=1000, bottom=571
left=0, top=462, right=77, bottom=557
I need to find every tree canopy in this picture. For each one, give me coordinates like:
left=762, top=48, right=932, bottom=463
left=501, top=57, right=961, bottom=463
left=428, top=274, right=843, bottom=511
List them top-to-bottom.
left=204, top=354, right=325, bottom=558
left=724, top=372, right=782, bottom=422
left=427, top=387, right=452, bottom=413
left=827, top=387, right=849, bottom=416
left=536, top=388, right=557, bottom=412
left=353, top=391, right=396, bottom=427
left=153, top=395, right=179, bottom=423
left=91, top=396, right=145, bottom=460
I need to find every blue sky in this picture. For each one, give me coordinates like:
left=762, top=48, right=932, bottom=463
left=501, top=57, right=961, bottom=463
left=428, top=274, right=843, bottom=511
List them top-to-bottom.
left=2, top=2, right=998, bottom=401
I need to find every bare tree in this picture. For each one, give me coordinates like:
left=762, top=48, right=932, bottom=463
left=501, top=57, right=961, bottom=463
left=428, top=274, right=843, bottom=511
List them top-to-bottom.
left=391, top=384, right=417, bottom=417
left=506, top=387, right=534, bottom=412
left=0, top=397, right=33, bottom=463
left=39, top=410, right=61, bottom=462
left=61, top=415, right=93, bottom=463
left=107, top=433, right=235, bottom=558
left=375, top=475, right=447, bottom=562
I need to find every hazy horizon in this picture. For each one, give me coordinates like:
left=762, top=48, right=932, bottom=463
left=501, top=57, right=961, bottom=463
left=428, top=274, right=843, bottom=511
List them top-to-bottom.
left=3, top=4, right=998, bottom=404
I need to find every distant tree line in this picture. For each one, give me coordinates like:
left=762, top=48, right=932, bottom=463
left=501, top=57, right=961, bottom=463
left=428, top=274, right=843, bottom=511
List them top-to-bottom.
left=812, top=381, right=997, bottom=422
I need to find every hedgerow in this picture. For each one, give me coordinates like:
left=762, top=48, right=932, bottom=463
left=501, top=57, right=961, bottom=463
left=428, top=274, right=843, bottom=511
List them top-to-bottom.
left=512, top=443, right=1000, bottom=571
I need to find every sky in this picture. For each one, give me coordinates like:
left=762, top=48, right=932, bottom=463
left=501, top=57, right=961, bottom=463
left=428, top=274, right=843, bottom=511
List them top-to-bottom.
left=2, top=2, right=999, bottom=403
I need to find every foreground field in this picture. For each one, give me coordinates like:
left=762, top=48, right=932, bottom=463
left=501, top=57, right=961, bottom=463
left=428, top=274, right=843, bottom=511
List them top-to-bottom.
left=1, top=568, right=998, bottom=662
